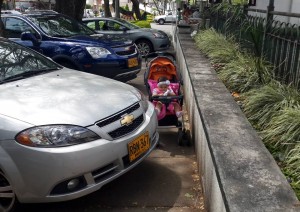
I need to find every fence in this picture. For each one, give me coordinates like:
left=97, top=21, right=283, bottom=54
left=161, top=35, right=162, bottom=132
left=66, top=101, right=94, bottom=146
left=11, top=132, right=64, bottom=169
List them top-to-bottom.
left=210, top=5, right=300, bottom=88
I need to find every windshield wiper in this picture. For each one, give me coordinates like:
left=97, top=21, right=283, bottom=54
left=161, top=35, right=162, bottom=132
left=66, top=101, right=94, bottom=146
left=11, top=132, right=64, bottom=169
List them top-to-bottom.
left=0, top=68, right=61, bottom=84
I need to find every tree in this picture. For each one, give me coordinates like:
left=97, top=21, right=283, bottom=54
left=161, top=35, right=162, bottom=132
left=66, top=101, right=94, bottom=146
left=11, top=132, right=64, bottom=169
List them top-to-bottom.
left=0, top=0, right=4, bottom=36
left=54, top=0, right=86, bottom=21
left=104, top=0, right=112, bottom=17
left=131, top=0, right=142, bottom=20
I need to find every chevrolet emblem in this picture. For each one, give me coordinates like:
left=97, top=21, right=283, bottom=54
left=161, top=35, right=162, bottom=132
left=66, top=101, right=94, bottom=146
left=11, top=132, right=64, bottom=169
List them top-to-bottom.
left=120, top=114, right=134, bottom=126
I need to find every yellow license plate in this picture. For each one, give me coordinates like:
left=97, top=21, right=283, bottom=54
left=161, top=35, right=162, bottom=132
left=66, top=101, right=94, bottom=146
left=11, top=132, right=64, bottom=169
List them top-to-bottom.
left=128, top=57, right=138, bottom=68
left=128, top=132, right=150, bottom=162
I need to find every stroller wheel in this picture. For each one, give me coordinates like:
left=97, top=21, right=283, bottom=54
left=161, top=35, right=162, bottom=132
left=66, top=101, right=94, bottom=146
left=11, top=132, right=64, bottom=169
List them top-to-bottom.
left=177, top=129, right=184, bottom=146
left=183, top=130, right=192, bottom=146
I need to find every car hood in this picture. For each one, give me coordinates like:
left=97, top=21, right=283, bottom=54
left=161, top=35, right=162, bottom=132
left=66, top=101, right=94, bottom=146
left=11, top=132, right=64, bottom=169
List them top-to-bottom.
left=68, top=34, right=133, bottom=47
left=0, top=69, right=140, bottom=126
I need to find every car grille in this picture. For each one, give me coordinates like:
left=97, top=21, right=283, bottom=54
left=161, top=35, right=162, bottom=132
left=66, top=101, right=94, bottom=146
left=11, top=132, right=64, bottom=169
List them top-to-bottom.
left=115, top=45, right=136, bottom=56
left=96, top=102, right=144, bottom=139
left=108, top=115, right=143, bottom=138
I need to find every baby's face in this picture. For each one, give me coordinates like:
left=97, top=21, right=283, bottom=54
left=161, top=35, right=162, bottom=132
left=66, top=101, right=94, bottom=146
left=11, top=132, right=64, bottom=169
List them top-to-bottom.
left=158, top=84, right=168, bottom=92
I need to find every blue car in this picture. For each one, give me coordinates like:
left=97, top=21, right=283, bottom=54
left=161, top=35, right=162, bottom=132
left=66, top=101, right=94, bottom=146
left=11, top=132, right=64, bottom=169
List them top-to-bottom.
left=1, top=12, right=141, bottom=82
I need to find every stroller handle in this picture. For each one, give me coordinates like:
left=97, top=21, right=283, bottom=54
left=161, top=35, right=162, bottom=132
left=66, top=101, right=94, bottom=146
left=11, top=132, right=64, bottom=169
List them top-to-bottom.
left=145, top=52, right=176, bottom=67
left=150, top=95, right=183, bottom=102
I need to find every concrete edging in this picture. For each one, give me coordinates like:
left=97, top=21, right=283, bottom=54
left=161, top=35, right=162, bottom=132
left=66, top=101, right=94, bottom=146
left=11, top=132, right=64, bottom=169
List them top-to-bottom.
left=174, top=29, right=299, bottom=212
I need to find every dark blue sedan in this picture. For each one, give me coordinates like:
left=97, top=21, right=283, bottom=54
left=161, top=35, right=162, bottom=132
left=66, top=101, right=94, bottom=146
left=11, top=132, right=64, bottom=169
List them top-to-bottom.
left=1, top=12, right=141, bottom=82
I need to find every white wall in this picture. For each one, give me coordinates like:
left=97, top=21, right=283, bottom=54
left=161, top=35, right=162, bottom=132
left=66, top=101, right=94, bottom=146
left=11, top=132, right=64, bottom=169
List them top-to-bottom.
left=249, top=0, right=300, bottom=24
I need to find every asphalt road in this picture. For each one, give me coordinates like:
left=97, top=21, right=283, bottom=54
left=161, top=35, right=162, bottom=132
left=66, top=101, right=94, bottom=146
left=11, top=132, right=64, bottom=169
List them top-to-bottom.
left=15, top=23, right=205, bottom=212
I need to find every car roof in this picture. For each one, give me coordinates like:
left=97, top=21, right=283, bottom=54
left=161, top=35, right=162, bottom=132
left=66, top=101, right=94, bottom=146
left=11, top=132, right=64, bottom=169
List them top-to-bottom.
left=23, top=10, right=58, bottom=15
left=82, top=17, right=119, bottom=21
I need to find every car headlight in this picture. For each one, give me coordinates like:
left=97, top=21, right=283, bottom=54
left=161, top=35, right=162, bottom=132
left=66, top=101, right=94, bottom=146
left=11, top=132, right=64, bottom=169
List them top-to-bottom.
left=153, top=32, right=165, bottom=38
left=86, top=47, right=111, bottom=59
left=132, top=88, right=149, bottom=112
left=16, top=125, right=101, bottom=147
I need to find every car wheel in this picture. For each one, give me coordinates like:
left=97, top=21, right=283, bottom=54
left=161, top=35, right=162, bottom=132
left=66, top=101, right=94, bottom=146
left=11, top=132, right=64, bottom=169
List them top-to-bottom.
left=158, top=19, right=165, bottom=25
left=136, top=40, right=153, bottom=57
left=0, top=172, right=17, bottom=212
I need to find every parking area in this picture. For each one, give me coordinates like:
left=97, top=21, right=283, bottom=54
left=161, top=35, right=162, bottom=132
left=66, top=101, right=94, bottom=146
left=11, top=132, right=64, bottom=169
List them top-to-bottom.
left=12, top=23, right=205, bottom=212
left=17, top=69, right=205, bottom=212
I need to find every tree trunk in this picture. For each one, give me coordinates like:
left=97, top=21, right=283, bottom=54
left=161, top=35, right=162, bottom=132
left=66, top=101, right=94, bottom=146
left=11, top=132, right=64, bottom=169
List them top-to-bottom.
left=0, top=0, right=4, bottom=36
left=54, top=0, right=75, bottom=18
left=54, top=0, right=86, bottom=21
left=74, top=0, right=86, bottom=21
left=104, top=0, right=112, bottom=17
left=131, top=0, right=142, bottom=20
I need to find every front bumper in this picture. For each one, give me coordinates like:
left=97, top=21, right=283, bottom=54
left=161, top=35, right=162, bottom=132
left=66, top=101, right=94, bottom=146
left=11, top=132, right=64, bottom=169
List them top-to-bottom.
left=85, top=56, right=142, bottom=82
left=1, top=104, right=158, bottom=203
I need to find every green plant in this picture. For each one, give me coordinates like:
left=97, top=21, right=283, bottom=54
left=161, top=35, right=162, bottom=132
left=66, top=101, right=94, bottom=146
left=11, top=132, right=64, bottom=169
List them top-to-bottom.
left=85, top=4, right=92, bottom=9
left=125, top=4, right=129, bottom=11
left=130, top=20, right=151, bottom=28
left=194, top=28, right=240, bottom=65
left=218, top=54, right=273, bottom=92
left=242, top=82, right=300, bottom=130
left=262, top=105, right=300, bottom=148
left=285, top=144, right=300, bottom=191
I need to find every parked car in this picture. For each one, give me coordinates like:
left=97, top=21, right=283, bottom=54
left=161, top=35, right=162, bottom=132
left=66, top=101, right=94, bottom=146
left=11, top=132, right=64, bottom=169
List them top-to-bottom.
left=1, top=12, right=141, bottom=82
left=154, top=12, right=177, bottom=25
left=82, top=17, right=171, bottom=56
left=0, top=37, right=159, bottom=211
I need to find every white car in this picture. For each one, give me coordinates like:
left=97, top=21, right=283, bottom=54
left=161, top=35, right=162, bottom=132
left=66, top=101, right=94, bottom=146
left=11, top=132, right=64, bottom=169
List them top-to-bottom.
left=154, top=12, right=177, bottom=25
left=0, top=38, right=159, bottom=211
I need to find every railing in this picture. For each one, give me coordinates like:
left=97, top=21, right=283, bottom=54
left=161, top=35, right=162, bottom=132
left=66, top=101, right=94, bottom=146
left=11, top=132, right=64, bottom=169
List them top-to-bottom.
left=210, top=6, right=300, bottom=88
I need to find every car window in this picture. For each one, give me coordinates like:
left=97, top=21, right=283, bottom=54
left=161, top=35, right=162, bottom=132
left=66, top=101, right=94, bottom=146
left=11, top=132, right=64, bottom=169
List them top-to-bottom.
left=29, top=15, right=95, bottom=37
left=4, top=18, right=36, bottom=38
left=115, top=18, right=139, bottom=29
left=99, top=20, right=106, bottom=30
left=106, top=20, right=122, bottom=31
left=85, top=21, right=96, bottom=30
left=0, top=39, right=60, bottom=83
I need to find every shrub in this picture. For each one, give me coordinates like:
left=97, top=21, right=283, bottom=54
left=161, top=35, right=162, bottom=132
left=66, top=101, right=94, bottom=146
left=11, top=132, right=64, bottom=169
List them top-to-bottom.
left=130, top=20, right=151, bottom=28
left=194, top=28, right=240, bottom=65
left=219, top=55, right=273, bottom=92
left=243, top=82, right=300, bottom=130
left=263, top=105, right=300, bottom=148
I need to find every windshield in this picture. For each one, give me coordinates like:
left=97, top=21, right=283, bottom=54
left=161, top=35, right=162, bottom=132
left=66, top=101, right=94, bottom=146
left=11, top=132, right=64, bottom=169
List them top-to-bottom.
left=29, top=15, right=96, bottom=37
left=115, top=18, right=140, bottom=30
left=0, top=39, right=60, bottom=83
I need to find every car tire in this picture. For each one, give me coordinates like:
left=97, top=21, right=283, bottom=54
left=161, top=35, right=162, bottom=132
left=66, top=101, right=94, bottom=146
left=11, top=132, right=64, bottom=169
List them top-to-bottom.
left=158, top=19, right=165, bottom=25
left=136, top=39, right=153, bottom=57
left=0, top=171, right=18, bottom=212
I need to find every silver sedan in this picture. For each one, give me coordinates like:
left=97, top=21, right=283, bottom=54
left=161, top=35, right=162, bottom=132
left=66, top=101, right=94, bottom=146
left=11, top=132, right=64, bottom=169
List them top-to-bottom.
left=82, top=17, right=171, bottom=56
left=0, top=38, right=159, bottom=211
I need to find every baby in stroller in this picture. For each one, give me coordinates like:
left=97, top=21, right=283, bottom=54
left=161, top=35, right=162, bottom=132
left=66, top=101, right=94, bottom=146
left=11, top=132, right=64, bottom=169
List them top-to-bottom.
left=145, top=52, right=188, bottom=145
left=152, top=76, right=183, bottom=120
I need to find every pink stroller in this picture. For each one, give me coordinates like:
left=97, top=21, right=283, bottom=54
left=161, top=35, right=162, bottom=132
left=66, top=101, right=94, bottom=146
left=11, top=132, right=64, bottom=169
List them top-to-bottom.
left=144, top=52, right=189, bottom=146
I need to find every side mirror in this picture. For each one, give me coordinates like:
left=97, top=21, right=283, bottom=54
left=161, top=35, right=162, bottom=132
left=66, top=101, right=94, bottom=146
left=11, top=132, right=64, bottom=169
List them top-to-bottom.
left=20, top=32, right=41, bottom=46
